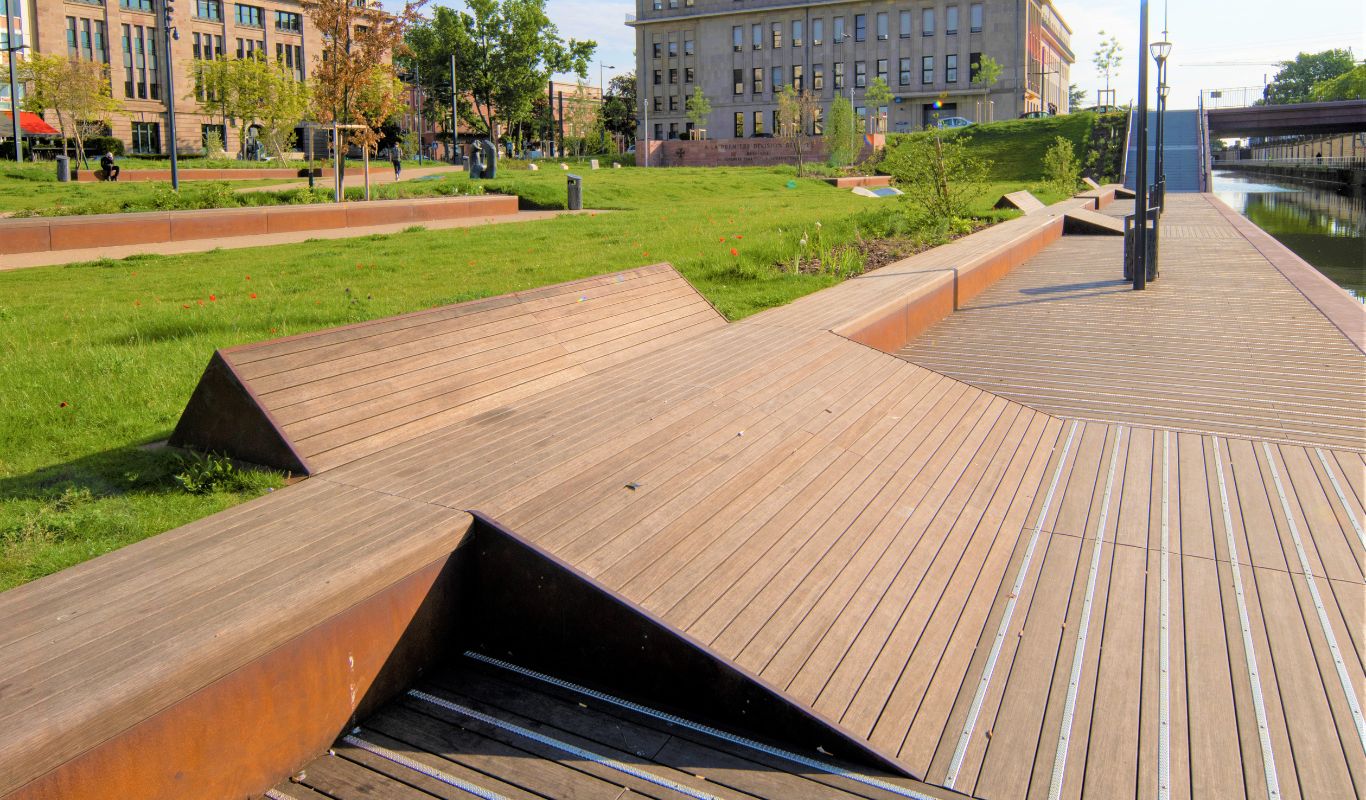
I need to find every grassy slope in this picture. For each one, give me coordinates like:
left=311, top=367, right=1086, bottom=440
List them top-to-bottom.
left=885, top=112, right=1097, bottom=182
left=0, top=165, right=1043, bottom=589
left=0, top=170, right=293, bottom=215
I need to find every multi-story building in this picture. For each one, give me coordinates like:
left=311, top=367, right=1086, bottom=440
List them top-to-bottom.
left=32, top=0, right=323, bottom=155
left=629, top=0, right=1073, bottom=141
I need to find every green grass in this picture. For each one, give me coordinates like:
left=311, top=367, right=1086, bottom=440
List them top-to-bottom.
left=884, top=113, right=1098, bottom=182
left=0, top=164, right=1048, bottom=589
left=0, top=164, right=294, bottom=215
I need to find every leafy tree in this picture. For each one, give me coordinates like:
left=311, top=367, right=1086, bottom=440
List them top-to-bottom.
left=304, top=0, right=425, bottom=154
left=403, top=0, right=595, bottom=141
left=1093, top=31, right=1123, bottom=101
left=1264, top=49, right=1357, bottom=104
left=19, top=53, right=120, bottom=166
left=972, top=54, right=1003, bottom=89
left=195, top=56, right=307, bottom=159
left=1311, top=64, right=1366, bottom=101
left=602, top=71, right=636, bottom=145
left=864, top=77, right=893, bottom=132
left=1068, top=83, right=1087, bottom=110
left=776, top=85, right=818, bottom=174
left=685, top=86, right=711, bottom=138
left=825, top=94, right=859, bottom=168
left=882, top=129, right=989, bottom=221
left=1042, top=135, right=1081, bottom=195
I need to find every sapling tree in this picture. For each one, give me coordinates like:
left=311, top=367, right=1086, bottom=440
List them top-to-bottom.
left=776, top=85, right=818, bottom=174
left=685, top=86, right=711, bottom=139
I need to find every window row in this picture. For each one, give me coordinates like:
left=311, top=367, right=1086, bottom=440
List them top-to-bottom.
left=651, top=0, right=694, bottom=9
left=728, top=4, right=983, bottom=53
left=65, top=16, right=110, bottom=63
left=650, top=37, right=694, bottom=58
left=727, top=52, right=977, bottom=96
left=651, top=67, right=696, bottom=85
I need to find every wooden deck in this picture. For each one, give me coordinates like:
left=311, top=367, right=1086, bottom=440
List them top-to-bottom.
left=3, top=192, right=1363, bottom=800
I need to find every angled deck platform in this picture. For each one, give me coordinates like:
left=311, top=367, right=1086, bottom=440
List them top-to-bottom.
left=3, top=191, right=1363, bottom=800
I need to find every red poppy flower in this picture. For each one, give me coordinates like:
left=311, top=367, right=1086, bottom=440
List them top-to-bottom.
left=734, top=235, right=743, bottom=239
left=719, top=237, right=726, bottom=243
left=730, top=248, right=738, bottom=256
left=245, top=275, right=251, bottom=281
left=249, top=293, right=257, bottom=299
left=210, top=294, right=217, bottom=301
left=182, top=304, right=190, bottom=309
left=59, top=402, right=67, bottom=408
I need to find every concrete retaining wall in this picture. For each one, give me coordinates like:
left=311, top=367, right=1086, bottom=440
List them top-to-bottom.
left=637, top=136, right=880, bottom=168
left=0, top=194, right=518, bottom=255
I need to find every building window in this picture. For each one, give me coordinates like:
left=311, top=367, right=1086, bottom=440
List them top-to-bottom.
left=121, top=0, right=154, bottom=12
left=196, top=0, right=222, bottom=20
left=651, top=0, right=660, bottom=9
left=668, top=0, right=677, bottom=8
left=685, top=0, right=694, bottom=7
left=970, top=3, right=983, bottom=33
left=235, top=4, right=263, bottom=27
left=946, top=6, right=959, bottom=35
left=922, top=9, right=935, bottom=36
left=275, top=10, right=301, bottom=33
left=900, top=11, right=912, bottom=38
left=876, top=12, right=888, bottom=40
left=853, top=14, right=866, bottom=42
left=833, top=16, right=844, bottom=43
left=65, top=18, right=79, bottom=59
left=812, top=19, right=823, bottom=46
left=792, top=20, right=802, bottom=47
left=121, top=23, right=159, bottom=100
left=771, top=23, right=781, bottom=49
left=752, top=24, right=762, bottom=49
left=732, top=26, right=742, bottom=52
left=684, top=36, right=694, bottom=55
left=235, top=37, right=263, bottom=59
left=667, top=40, right=677, bottom=57
left=276, top=42, right=304, bottom=80
left=652, top=42, right=661, bottom=59
left=970, top=52, right=982, bottom=82
left=946, top=53, right=958, bottom=83
left=922, top=55, right=934, bottom=84
left=876, top=58, right=887, bottom=84
left=899, top=58, right=911, bottom=85
left=833, top=61, right=844, bottom=89
left=854, top=61, right=866, bottom=88
left=813, top=63, right=824, bottom=91
left=793, top=64, right=804, bottom=90
left=684, top=66, right=694, bottom=83
left=771, top=66, right=783, bottom=92
left=752, top=67, right=763, bottom=94
left=669, top=68, right=677, bottom=84
left=733, top=68, right=742, bottom=95
left=653, top=69, right=662, bottom=85
left=653, top=95, right=662, bottom=111
left=669, top=95, right=678, bottom=111
left=813, top=106, right=823, bottom=134
left=772, top=109, right=780, bottom=135
left=752, top=110, right=763, bottom=135
left=734, top=112, right=744, bottom=137
left=131, top=121, right=160, bottom=153
left=669, top=122, right=678, bottom=139
left=201, top=123, right=225, bottom=149
left=654, top=123, right=662, bottom=139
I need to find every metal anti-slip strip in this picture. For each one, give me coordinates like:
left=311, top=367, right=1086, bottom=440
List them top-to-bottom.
left=945, top=419, right=1080, bottom=789
left=1047, top=425, right=1125, bottom=800
left=1158, top=431, right=1172, bottom=800
left=1211, top=436, right=1281, bottom=800
left=1262, top=442, right=1366, bottom=754
left=1314, top=447, right=1365, bottom=550
left=462, top=651, right=942, bottom=800
left=408, top=689, right=724, bottom=800
left=341, top=734, right=512, bottom=800
left=263, top=791, right=298, bottom=800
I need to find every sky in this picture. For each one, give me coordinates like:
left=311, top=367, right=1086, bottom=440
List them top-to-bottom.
left=396, top=0, right=1365, bottom=109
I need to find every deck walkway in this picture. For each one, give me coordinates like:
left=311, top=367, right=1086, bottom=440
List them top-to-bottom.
left=2, top=192, right=1362, bottom=800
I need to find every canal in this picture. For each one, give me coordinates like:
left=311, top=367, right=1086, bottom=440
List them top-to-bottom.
left=1212, top=169, right=1365, bottom=301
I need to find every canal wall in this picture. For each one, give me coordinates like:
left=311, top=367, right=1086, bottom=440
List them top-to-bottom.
left=1215, top=160, right=1366, bottom=192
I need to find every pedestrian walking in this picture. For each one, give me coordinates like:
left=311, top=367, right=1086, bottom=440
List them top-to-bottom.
left=391, top=143, right=404, bottom=179
left=100, top=150, right=120, bottom=182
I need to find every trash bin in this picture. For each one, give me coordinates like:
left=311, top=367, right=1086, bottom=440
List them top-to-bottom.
left=55, top=155, right=71, bottom=183
left=461, top=155, right=471, bottom=175
left=566, top=174, right=582, bottom=211
left=1123, top=209, right=1159, bottom=282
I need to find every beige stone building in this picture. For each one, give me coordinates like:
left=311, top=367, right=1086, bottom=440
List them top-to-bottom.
left=29, top=0, right=322, bottom=155
left=630, top=0, right=1073, bottom=141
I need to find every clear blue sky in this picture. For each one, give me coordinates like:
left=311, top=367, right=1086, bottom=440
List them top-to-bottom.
left=397, top=0, right=1365, bottom=109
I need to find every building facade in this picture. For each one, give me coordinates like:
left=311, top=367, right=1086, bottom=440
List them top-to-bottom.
left=32, top=0, right=323, bottom=155
left=630, top=0, right=1073, bottom=141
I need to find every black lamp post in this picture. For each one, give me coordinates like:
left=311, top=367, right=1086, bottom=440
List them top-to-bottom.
left=161, top=0, right=180, bottom=190
left=1131, top=0, right=1150, bottom=290
left=4, top=4, right=26, bottom=163
left=1150, top=36, right=1171, bottom=212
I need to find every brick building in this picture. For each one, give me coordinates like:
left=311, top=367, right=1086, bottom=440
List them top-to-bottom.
left=630, top=0, right=1073, bottom=141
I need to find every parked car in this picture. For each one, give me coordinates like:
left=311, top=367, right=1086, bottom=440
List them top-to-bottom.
left=1085, top=105, right=1124, bottom=115
left=1019, top=110, right=1053, bottom=119
left=936, top=116, right=974, bottom=129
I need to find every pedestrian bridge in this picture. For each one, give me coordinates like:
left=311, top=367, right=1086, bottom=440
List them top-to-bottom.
left=1207, top=99, right=1366, bottom=138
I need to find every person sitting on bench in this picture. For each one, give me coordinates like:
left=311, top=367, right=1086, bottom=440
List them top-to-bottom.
left=100, top=150, right=120, bottom=182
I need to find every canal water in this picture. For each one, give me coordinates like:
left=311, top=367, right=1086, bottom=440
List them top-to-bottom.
left=1212, top=169, right=1365, bottom=301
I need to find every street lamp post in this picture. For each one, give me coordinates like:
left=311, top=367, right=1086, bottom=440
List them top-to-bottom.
left=1131, top=0, right=1150, bottom=290
left=4, top=4, right=25, bottom=163
left=1150, top=36, right=1171, bottom=212
left=449, top=54, right=458, bottom=164
left=414, top=62, right=423, bottom=164
left=599, top=62, right=614, bottom=150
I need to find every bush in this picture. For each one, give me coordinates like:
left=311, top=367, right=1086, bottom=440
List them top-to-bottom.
left=882, top=130, right=990, bottom=222
left=85, top=136, right=124, bottom=157
left=1042, top=136, right=1081, bottom=196
left=172, top=452, right=276, bottom=495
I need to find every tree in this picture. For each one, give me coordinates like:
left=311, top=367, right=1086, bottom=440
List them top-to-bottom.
left=304, top=0, right=426, bottom=154
left=403, top=0, right=595, bottom=142
left=1093, top=31, right=1123, bottom=102
left=1264, top=49, right=1357, bottom=104
left=19, top=53, right=120, bottom=166
left=972, top=54, right=1003, bottom=89
left=1311, top=64, right=1366, bottom=101
left=257, top=66, right=312, bottom=159
left=602, top=71, right=636, bottom=145
left=864, top=77, right=893, bottom=132
left=1068, top=83, right=1087, bottom=111
left=777, top=85, right=818, bottom=174
left=685, top=86, right=711, bottom=138
left=825, top=94, right=859, bottom=168
left=882, top=129, right=989, bottom=221
left=1041, top=135, right=1081, bottom=195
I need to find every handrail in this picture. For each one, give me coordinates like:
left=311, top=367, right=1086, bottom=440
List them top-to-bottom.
left=1197, top=94, right=1211, bottom=192
left=1120, top=109, right=1134, bottom=188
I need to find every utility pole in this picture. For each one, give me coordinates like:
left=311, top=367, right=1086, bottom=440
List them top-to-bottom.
left=161, top=0, right=180, bottom=189
left=1132, top=0, right=1149, bottom=290
left=4, top=3, right=24, bottom=163
left=449, top=54, right=458, bottom=164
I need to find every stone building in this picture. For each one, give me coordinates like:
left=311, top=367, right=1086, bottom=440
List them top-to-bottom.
left=30, top=0, right=323, bottom=155
left=630, top=0, right=1073, bottom=141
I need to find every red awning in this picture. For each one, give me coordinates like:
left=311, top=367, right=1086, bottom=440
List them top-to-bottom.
left=3, top=111, right=61, bottom=136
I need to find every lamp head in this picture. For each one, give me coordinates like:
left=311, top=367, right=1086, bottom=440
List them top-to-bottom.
left=1150, top=40, right=1172, bottom=63
left=1159, top=83, right=1170, bottom=98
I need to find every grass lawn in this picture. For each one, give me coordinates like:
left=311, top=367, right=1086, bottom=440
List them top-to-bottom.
left=883, top=112, right=1099, bottom=182
left=0, top=164, right=1062, bottom=590
left=0, top=164, right=295, bottom=215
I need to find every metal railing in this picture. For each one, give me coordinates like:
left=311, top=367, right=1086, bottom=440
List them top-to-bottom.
left=1200, top=86, right=1265, bottom=109
left=1197, top=93, right=1210, bottom=191
left=1213, top=155, right=1365, bottom=168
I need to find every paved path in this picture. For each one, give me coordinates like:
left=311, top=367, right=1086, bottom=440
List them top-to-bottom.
left=0, top=209, right=600, bottom=271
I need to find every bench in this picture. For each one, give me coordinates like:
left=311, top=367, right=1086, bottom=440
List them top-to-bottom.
left=169, top=263, right=729, bottom=474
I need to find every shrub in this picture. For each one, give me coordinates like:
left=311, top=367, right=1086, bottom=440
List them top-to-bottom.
left=882, top=130, right=990, bottom=222
left=85, top=136, right=124, bottom=157
left=1042, top=136, right=1081, bottom=196
left=172, top=451, right=276, bottom=494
